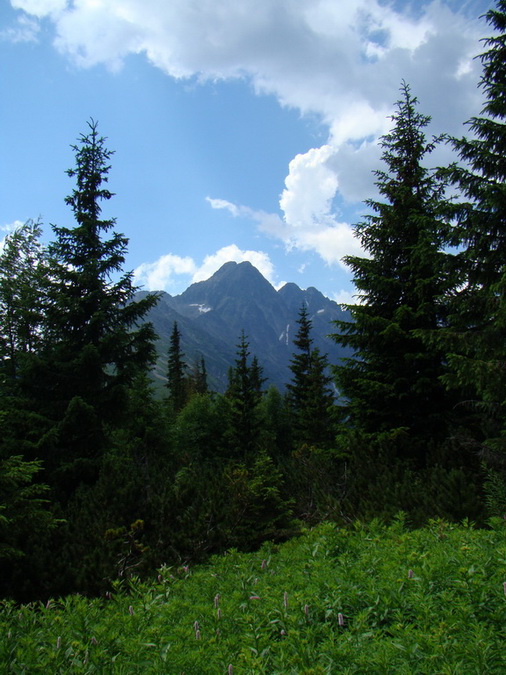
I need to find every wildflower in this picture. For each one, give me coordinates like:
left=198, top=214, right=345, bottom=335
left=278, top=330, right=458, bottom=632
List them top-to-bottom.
left=261, top=559, right=267, bottom=569
left=182, top=565, right=190, bottom=574
left=408, top=569, right=414, bottom=579
left=157, top=574, right=163, bottom=583
left=503, top=581, right=506, bottom=597
left=283, top=591, right=288, bottom=609
left=214, top=593, right=220, bottom=608
left=249, top=595, right=261, bottom=600
left=304, top=604, right=309, bottom=617
left=129, top=605, right=134, bottom=615
left=217, top=608, right=222, bottom=620
left=338, top=613, right=345, bottom=627
left=194, top=620, right=200, bottom=632
left=195, top=629, right=201, bottom=640
left=280, top=629, right=287, bottom=636
left=56, top=636, right=61, bottom=649
left=91, top=636, right=98, bottom=645
left=228, top=665, right=233, bottom=675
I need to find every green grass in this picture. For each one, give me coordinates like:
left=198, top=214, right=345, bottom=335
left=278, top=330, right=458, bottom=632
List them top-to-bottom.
left=2, top=516, right=506, bottom=673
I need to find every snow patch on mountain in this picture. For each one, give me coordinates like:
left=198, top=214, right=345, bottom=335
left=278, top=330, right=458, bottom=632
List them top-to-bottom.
left=189, top=303, right=212, bottom=313
left=279, top=323, right=291, bottom=346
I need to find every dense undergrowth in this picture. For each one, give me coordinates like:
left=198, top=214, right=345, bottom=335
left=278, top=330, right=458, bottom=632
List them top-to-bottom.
left=2, top=517, right=506, bottom=674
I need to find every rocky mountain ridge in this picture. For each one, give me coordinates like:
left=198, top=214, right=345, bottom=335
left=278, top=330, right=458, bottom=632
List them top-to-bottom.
left=139, top=261, right=352, bottom=392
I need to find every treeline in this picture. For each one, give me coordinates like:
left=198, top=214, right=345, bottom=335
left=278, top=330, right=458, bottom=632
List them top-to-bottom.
left=0, top=2, right=505, bottom=602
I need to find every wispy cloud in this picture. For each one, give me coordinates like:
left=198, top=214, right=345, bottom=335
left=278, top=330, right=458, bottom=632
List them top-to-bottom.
left=1, top=13, right=39, bottom=42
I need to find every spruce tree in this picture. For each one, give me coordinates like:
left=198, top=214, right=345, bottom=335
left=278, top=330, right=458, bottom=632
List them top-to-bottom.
left=438, top=1, right=506, bottom=448
left=332, top=83, right=455, bottom=447
left=35, top=121, right=158, bottom=483
left=0, top=220, right=50, bottom=380
left=286, top=305, right=335, bottom=449
left=166, top=321, right=187, bottom=413
left=225, top=331, right=265, bottom=459
left=187, top=356, right=208, bottom=396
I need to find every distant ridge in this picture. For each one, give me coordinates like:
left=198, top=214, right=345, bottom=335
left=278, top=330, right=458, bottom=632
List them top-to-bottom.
left=139, top=261, right=352, bottom=393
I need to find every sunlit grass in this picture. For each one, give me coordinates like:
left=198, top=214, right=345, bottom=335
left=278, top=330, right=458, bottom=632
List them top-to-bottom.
left=2, top=517, right=506, bottom=673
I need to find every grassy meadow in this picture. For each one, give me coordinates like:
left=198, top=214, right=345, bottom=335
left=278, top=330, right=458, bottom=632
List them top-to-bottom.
left=1, top=517, right=506, bottom=674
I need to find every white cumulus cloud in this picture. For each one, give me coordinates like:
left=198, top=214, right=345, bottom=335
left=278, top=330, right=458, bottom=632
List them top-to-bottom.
left=11, top=0, right=491, bottom=265
left=133, top=244, right=278, bottom=292
left=133, top=254, right=196, bottom=292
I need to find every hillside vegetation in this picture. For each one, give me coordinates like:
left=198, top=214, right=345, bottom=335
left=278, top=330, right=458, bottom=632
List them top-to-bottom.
left=2, top=518, right=505, bottom=674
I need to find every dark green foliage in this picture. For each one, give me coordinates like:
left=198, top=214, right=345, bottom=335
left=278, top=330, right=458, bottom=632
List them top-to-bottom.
left=436, top=3, right=506, bottom=449
left=332, top=83, right=456, bottom=449
left=40, top=120, right=158, bottom=429
left=0, top=220, right=50, bottom=381
left=286, top=305, right=336, bottom=449
left=166, top=321, right=188, bottom=413
left=225, top=332, right=266, bottom=459
left=187, top=356, right=208, bottom=397
left=257, top=385, right=292, bottom=458
left=333, top=430, right=483, bottom=525
left=220, top=451, right=297, bottom=550
left=0, top=453, right=60, bottom=600
left=0, top=455, right=56, bottom=562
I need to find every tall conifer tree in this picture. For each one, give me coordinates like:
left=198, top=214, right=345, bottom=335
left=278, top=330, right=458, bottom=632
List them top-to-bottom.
left=438, top=1, right=506, bottom=446
left=332, top=83, right=455, bottom=447
left=37, top=121, right=158, bottom=481
left=286, top=305, right=335, bottom=449
left=166, top=321, right=187, bottom=413
left=225, top=331, right=265, bottom=459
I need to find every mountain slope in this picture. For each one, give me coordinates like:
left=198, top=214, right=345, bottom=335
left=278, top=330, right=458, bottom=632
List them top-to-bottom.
left=141, top=261, right=352, bottom=393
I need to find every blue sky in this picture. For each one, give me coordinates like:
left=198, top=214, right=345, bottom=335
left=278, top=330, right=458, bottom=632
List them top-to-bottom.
left=0, top=0, right=495, bottom=303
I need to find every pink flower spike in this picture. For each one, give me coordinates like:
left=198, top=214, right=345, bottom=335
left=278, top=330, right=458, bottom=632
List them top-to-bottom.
left=261, top=559, right=266, bottom=569
left=408, top=569, right=414, bottom=579
left=503, top=581, right=506, bottom=597
left=214, top=593, right=220, bottom=608
left=249, top=595, right=261, bottom=600
left=304, top=604, right=309, bottom=617
left=129, top=605, right=134, bottom=616
left=217, top=608, right=222, bottom=620
left=338, top=612, right=344, bottom=627
left=194, top=620, right=200, bottom=631
left=195, top=629, right=201, bottom=640
left=56, top=636, right=61, bottom=649
left=228, top=666, right=234, bottom=675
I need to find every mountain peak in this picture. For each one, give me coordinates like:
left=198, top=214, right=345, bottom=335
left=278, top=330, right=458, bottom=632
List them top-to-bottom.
left=142, top=260, right=352, bottom=392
